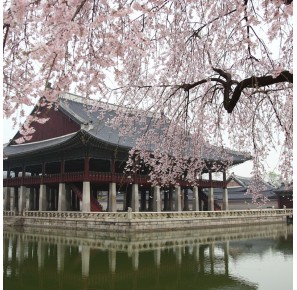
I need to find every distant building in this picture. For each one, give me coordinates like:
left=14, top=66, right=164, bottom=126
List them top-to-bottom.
left=212, top=173, right=278, bottom=209
left=273, top=183, right=293, bottom=209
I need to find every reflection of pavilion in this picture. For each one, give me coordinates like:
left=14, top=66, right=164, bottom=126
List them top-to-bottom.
left=3, top=224, right=291, bottom=290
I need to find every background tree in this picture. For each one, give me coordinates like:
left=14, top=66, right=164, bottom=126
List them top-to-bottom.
left=3, top=1, right=293, bottom=190
left=264, top=171, right=283, bottom=187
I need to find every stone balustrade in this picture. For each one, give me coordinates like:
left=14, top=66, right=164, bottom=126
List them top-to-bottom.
left=20, top=208, right=292, bottom=220
left=3, top=210, right=16, bottom=216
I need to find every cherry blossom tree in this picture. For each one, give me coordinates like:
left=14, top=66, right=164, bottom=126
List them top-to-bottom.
left=3, top=0, right=293, bottom=190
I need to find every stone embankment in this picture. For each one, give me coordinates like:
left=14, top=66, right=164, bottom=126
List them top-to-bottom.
left=3, top=209, right=292, bottom=232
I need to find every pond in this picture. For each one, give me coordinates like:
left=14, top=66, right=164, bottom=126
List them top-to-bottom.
left=3, top=223, right=293, bottom=290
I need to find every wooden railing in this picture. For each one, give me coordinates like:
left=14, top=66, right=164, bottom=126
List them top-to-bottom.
left=3, top=172, right=226, bottom=188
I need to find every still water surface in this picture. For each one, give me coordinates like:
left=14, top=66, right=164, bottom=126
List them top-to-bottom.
left=3, top=223, right=292, bottom=290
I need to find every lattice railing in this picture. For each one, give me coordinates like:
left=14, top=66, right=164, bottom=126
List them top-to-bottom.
left=3, top=173, right=225, bottom=188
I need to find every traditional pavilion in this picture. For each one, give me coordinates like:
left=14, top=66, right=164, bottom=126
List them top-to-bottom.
left=3, top=93, right=251, bottom=214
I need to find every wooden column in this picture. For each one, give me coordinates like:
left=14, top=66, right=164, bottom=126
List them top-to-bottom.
left=84, top=156, right=90, bottom=179
left=60, top=159, right=65, bottom=183
left=111, top=159, right=115, bottom=182
left=41, top=162, right=45, bottom=184
left=21, top=165, right=25, bottom=186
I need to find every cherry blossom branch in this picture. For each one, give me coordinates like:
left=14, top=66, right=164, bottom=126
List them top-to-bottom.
left=71, top=0, right=88, bottom=21
left=243, top=0, right=259, bottom=62
left=186, top=8, right=237, bottom=43
left=3, top=23, right=10, bottom=50
left=45, top=52, right=58, bottom=88
left=114, top=68, right=292, bottom=115
left=226, top=70, right=293, bottom=113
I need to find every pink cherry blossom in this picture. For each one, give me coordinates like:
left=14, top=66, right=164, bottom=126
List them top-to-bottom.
left=3, top=0, right=293, bottom=201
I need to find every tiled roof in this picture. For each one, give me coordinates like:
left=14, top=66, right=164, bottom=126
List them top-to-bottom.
left=3, top=93, right=252, bottom=165
left=58, top=94, right=251, bottom=163
left=3, top=133, right=76, bottom=157
left=227, top=173, right=275, bottom=191
left=273, top=183, right=293, bottom=194
left=211, top=187, right=277, bottom=201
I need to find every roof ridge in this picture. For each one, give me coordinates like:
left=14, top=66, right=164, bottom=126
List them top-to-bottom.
left=60, top=92, right=162, bottom=118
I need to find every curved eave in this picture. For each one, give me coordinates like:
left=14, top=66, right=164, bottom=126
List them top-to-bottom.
left=3, top=128, right=252, bottom=167
left=3, top=130, right=132, bottom=160
left=86, top=130, right=133, bottom=151
left=3, top=132, right=79, bottom=159
left=205, top=155, right=252, bottom=168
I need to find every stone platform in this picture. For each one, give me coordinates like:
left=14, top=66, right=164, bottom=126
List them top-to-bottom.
left=3, top=209, right=292, bottom=232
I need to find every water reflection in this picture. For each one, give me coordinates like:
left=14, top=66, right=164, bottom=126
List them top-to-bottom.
left=3, top=223, right=293, bottom=290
